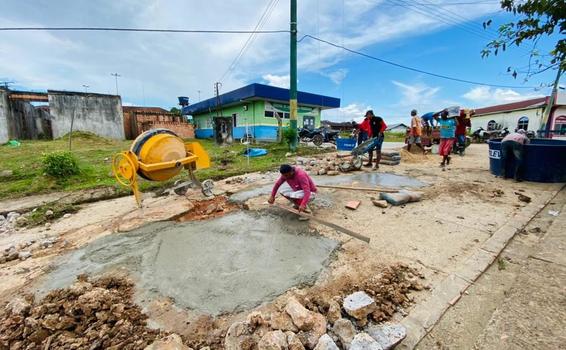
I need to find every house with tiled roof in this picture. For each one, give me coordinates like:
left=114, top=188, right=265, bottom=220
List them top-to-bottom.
left=471, top=93, right=566, bottom=137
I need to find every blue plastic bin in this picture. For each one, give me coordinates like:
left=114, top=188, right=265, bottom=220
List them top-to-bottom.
left=336, top=138, right=356, bottom=151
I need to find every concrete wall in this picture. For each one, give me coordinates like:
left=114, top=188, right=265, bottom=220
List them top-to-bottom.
left=0, top=90, right=9, bottom=143
left=48, top=91, right=125, bottom=139
left=471, top=108, right=543, bottom=132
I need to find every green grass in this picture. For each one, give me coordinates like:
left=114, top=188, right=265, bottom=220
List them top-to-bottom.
left=384, top=132, right=406, bottom=142
left=0, top=133, right=330, bottom=201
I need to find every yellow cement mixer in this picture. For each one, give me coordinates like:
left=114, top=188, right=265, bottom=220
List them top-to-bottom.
left=112, top=129, right=213, bottom=206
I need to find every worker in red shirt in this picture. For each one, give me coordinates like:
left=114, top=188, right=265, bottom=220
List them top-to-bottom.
left=455, top=109, right=472, bottom=155
left=359, top=110, right=387, bottom=169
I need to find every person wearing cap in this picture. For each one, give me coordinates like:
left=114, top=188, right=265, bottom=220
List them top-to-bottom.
left=407, top=109, right=425, bottom=153
left=359, top=110, right=387, bottom=169
left=500, top=129, right=530, bottom=181
left=268, top=164, right=317, bottom=216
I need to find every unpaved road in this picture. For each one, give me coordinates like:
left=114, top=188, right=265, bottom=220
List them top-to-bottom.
left=418, top=187, right=566, bottom=350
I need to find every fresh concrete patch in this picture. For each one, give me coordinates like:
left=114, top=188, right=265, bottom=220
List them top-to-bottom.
left=35, top=211, right=338, bottom=315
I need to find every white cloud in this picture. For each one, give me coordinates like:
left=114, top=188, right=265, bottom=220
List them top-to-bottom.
left=322, top=69, right=348, bottom=85
left=262, top=74, right=290, bottom=88
left=392, top=80, right=441, bottom=106
left=462, top=86, right=544, bottom=106
left=322, top=103, right=372, bottom=122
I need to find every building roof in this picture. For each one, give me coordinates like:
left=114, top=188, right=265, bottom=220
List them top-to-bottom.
left=183, top=83, right=340, bottom=115
left=473, top=97, right=548, bottom=116
left=123, top=106, right=170, bottom=114
left=386, top=123, right=409, bottom=130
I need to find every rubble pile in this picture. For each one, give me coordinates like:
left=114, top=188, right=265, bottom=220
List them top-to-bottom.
left=295, top=157, right=341, bottom=176
left=176, top=196, right=238, bottom=221
left=0, top=212, right=21, bottom=235
left=0, top=235, right=61, bottom=265
left=222, top=264, right=424, bottom=350
left=0, top=275, right=164, bottom=349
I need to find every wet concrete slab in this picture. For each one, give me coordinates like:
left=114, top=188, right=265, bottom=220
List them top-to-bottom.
left=230, top=172, right=426, bottom=203
left=35, top=211, right=338, bottom=315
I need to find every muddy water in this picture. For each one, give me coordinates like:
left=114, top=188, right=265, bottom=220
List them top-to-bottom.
left=230, top=172, right=426, bottom=203
left=37, top=212, right=338, bottom=315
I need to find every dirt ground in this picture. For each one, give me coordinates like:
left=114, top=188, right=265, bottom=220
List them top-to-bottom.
left=0, top=143, right=563, bottom=349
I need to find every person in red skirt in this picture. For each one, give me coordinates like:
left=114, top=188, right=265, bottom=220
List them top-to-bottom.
left=435, top=110, right=459, bottom=167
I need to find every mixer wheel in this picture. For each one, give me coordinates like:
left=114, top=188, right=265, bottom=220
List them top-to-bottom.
left=201, top=179, right=215, bottom=197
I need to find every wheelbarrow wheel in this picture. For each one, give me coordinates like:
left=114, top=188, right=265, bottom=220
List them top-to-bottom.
left=201, top=179, right=215, bottom=197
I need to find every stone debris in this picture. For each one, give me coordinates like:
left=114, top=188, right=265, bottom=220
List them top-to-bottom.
left=0, top=169, right=14, bottom=177
left=372, top=200, right=388, bottom=208
left=45, top=209, right=54, bottom=217
left=63, top=213, right=72, bottom=218
left=17, top=251, right=32, bottom=261
left=0, top=275, right=165, bottom=349
left=343, top=291, right=376, bottom=321
left=285, top=297, right=316, bottom=331
left=326, top=300, right=342, bottom=325
left=270, top=311, right=299, bottom=332
left=297, top=312, right=327, bottom=349
left=332, top=319, right=355, bottom=349
left=366, top=324, right=407, bottom=350
left=258, top=330, right=288, bottom=350
left=286, top=331, right=305, bottom=350
left=350, top=333, right=383, bottom=350
left=145, top=334, right=193, bottom=350
left=313, top=334, right=339, bottom=350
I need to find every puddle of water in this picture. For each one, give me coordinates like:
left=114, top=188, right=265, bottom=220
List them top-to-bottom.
left=230, top=172, right=426, bottom=203
left=36, top=212, right=337, bottom=316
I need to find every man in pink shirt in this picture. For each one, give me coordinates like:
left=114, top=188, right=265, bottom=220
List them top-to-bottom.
left=268, top=164, right=317, bottom=214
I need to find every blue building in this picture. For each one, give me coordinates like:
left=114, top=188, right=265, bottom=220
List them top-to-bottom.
left=182, top=83, right=340, bottom=141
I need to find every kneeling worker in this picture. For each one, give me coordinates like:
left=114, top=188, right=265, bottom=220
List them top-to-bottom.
left=268, top=164, right=317, bottom=215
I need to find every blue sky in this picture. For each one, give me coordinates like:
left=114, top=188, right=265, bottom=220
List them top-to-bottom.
left=0, top=0, right=560, bottom=125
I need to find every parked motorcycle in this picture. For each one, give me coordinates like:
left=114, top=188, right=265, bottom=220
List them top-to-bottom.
left=472, top=127, right=503, bottom=143
left=498, top=127, right=510, bottom=138
left=298, top=128, right=338, bottom=146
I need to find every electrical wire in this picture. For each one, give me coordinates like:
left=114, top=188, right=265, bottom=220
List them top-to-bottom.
left=219, top=0, right=281, bottom=82
left=0, top=27, right=289, bottom=34
left=299, top=34, right=541, bottom=89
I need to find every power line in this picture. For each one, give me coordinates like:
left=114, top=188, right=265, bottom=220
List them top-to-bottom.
left=219, top=0, right=281, bottom=82
left=0, top=27, right=289, bottom=34
left=299, top=34, right=541, bottom=89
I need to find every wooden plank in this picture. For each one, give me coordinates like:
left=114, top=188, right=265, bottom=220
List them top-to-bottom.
left=317, top=184, right=399, bottom=193
left=274, top=203, right=370, bottom=243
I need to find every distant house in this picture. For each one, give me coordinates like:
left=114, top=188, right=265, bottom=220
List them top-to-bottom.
left=182, top=83, right=340, bottom=141
left=471, top=93, right=566, bottom=137
left=386, top=123, right=409, bottom=133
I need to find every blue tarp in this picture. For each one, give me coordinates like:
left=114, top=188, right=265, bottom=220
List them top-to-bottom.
left=243, top=148, right=268, bottom=157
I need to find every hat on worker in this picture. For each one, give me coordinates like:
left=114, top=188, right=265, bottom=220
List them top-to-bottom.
left=411, top=109, right=417, bottom=116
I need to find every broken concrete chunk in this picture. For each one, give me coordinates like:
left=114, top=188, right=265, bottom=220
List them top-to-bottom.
left=318, top=168, right=327, bottom=175
left=326, top=170, right=339, bottom=176
left=345, top=200, right=361, bottom=210
left=372, top=200, right=388, bottom=208
left=18, top=251, right=32, bottom=261
left=343, top=291, right=376, bottom=320
left=5, top=297, right=31, bottom=316
left=285, top=297, right=315, bottom=331
left=326, top=300, right=341, bottom=325
left=270, top=311, right=299, bottom=332
left=297, top=312, right=327, bottom=349
left=332, top=318, right=355, bottom=349
left=225, top=321, right=257, bottom=350
left=366, top=323, right=407, bottom=350
left=258, top=330, right=288, bottom=350
left=286, top=332, right=305, bottom=350
left=350, top=333, right=383, bottom=350
left=144, top=334, right=192, bottom=350
left=313, top=334, right=339, bottom=350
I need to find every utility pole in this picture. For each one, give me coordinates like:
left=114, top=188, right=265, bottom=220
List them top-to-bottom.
left=289, top=0, right=298, bottom=151
left=540, top=60, right=564, bottom=137
left=111, top=73, right=121, bottom=95
left=214, top=82, right=222, bottom=118
left=82, top=84, right=89, bottom=93
left=197, top=90, right=202, bottom=102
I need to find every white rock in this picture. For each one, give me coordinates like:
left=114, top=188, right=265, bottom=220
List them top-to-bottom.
left=0, top=170, right=13, bottom=177
left=45, top=209, right=54, bottom=217
left=7, top=212, right=20, bottom=222
left=63, top=213, right=72, bottom=218
left=0, top=215, right=5, bottom=222
left=44, top=223, right=51, bottom=228
left=18, top=251, right=32, bottom=261
left=343, top=291, right=376, bottom=320
left=5, top=297, right=31, bottom=315
left=326, top=300, right=342, bottom=325
left=332, top=319, right=355, bottom=349
left=366, top=324, right=407, bottom=350
left=258, top=330, right=288, bottom=350
left=285, top=332, right=305, bottom=350
left=350, top=333, right=383, bottom=350
left=313, top=334, right=339, bottom=350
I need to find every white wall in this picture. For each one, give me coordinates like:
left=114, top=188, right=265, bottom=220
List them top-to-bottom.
left=0, top=90, right=8, bottom=143
left=471, top=107, right=543, bottom=132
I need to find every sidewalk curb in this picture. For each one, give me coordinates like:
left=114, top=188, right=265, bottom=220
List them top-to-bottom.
left=397, top=186, right=564, bottom=349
